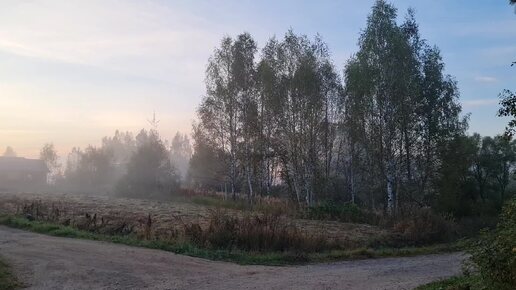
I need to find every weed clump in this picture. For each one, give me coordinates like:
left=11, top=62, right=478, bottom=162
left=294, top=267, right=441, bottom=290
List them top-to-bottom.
left=392, top=207, right=457, bottom=246
left=184, top=210, right=328, bottom=253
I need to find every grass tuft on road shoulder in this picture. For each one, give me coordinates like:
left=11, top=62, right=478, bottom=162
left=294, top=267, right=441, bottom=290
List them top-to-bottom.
left=0, top=214, right=461, bottom=266
left=0, top=257, right=21, bottom=290
left=415, top=275, right=484, bottom=290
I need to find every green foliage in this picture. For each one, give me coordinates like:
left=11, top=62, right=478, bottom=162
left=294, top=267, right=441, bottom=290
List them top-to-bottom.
left=344, top=0, right=466, bottom=213
left=196, top=27, right=344, bottom=205
left=498, top=89, right=516, bottom=138
left=436, top=134, right=516, bottom=217
left=436, top=135, right=476, bottom=215
left=469, top=198, right=516, bottom=289
left=454, top=216, right=498, bottom=238
left=0, top=257, right=21, bottom=290
left=415, top=275, right=483, bottom=290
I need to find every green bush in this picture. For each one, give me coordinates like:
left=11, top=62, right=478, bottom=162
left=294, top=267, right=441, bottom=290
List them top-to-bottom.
left=469, top=198, right=516, bottom=289
left=455, top=216, right=498, bottom=238
left=414, top=275, right=483, bottom=290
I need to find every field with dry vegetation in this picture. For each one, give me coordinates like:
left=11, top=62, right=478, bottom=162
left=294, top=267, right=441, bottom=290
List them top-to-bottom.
left=0, top=191, right=458, bottom=264
left=0, top=192, right=389, bottom=244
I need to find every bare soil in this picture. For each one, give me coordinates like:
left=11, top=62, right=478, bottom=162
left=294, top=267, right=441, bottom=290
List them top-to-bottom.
left=0, top=226, right=464, bottom=290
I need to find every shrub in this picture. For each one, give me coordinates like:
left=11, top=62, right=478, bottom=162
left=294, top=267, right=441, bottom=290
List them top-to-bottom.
left=253, top=196, right=298, bottom=216
left=469, top=198, right=516, bottom=290
left=305, top=202, right=378, bottom=224
left=393, top=207, right=457, bottom=246
left=184, top=210, right=329, bottom=252
left=455, top=215, right=498, bottom=238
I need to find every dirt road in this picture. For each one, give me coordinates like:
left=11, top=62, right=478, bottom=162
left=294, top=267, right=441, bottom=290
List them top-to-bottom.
left=0, top=226, right=464, bottom=290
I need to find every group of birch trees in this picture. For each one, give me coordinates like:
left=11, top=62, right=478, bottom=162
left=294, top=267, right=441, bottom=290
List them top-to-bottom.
left=189, top=1, right=468, bottom=213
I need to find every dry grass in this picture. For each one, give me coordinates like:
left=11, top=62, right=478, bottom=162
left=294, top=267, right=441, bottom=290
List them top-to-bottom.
left=0, top=191, right=210, bottom=239
left=0, top=192, right=390, bottom=248
left=392, top=207, right=458, bottom=246
left=184, top=209, right=329, bottom=252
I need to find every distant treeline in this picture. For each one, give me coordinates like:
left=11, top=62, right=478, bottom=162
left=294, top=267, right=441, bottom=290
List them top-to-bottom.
left=40, top=130, right=191, bottom=199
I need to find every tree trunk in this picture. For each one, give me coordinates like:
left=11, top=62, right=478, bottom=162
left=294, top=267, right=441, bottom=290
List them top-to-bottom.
left=386, top=159, right=396, bottom=215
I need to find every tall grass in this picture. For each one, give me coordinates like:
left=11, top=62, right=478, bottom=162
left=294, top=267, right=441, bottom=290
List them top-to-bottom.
left=189, top=194, right=298, bottom=216
left=14, top=201, right=329, bottom=253
left=304, top=202, right=380, bottom=224
left=392, top=207, right=458, bottom=246
left=185, top=210, right=328, bottom=252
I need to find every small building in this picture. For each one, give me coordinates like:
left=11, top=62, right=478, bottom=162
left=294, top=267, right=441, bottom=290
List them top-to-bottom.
left=0, top=156, right=49, bottom=191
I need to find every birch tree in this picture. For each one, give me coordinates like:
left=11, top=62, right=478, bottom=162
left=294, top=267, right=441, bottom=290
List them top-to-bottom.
left=344, top=0, right=465, bottom=214
left=344, top=1, right=409, bottom=214
left=259, top=31, right=342, bottom=206
left=197, top=33, right=258, bottom=200
left=232, top=33, right=258, bottom=202
left=199, top=36, right=239, bottom=199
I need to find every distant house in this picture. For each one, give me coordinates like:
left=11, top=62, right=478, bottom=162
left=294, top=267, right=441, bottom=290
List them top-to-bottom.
left=0, top=156, right=49, bottom=190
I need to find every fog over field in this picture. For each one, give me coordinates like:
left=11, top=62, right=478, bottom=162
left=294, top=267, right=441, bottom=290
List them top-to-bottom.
left=0, top=1, right=515, bottom=290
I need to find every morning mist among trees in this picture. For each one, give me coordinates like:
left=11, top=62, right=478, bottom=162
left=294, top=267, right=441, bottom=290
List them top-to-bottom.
left=20, top=0, right=514, bottom=219
left=1, top=2, right=515, bottom=290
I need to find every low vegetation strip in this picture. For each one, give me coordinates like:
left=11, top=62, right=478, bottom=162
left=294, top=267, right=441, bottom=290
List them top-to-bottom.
left=0, top=192, right=392, bottom=245
left=417, top=198, right=516, bottom=290
left=0, top=215, right=460, bottom=266
left=0, top=256, right=20, bottom=290
left=415, top=275, right=484, bottom=290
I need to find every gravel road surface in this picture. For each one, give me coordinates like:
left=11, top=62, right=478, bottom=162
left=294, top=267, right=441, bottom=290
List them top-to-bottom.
left=0, top=226, right=464, bottom=290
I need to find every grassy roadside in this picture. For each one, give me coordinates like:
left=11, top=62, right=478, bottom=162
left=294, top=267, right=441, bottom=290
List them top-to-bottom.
left=0, top=214, right=462, bottom=266
left=0, top=256, right=21, bottom=290
left=415, top=275, right=484, bottom=290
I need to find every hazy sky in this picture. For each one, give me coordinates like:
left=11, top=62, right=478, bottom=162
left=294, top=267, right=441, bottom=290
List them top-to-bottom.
left=1, top=0, right=515, bottom=158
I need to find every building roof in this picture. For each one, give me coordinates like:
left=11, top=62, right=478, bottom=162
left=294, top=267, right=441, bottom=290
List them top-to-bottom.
left=0, top=157, right=49, bottom=173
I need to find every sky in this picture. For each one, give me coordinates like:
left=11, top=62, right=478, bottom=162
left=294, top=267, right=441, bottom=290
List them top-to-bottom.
left=0, top=0, right=515, bottom=159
